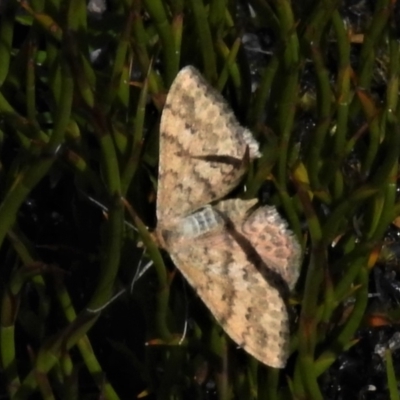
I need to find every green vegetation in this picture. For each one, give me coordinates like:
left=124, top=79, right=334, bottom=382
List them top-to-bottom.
left=0, top=0, right=399, bottom=399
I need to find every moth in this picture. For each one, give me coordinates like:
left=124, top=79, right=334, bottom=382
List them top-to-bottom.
left=153, top=66, right=301, bottom=368
left=156, top=66, right=261, bottom=229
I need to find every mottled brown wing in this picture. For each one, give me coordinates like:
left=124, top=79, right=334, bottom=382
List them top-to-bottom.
left=157, top=66, right=260, bottom=227
left=215, top=199, right=301, bottom=290
left=240, top=205, right=301, bottom=290
left=164, top=216, right=290, bottom=368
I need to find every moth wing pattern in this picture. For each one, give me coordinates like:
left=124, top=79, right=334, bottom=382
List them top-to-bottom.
left=154, top=66, right=299, bottom=368
left=157, top=66, right=260, bottom=227
left=215, top=199, right=302, bottom=290
left=163, top=202, right=291, bottom=368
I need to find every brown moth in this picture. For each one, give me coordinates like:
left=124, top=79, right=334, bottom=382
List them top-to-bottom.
left=153, top=66, right=301, bottom=368
left=156, top=66, right=260, bottom=230
left=158, top=199, right=301, bottom=368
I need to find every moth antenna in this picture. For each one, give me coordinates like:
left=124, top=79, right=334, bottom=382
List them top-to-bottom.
left=79, top=190, right=138, bottom=231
